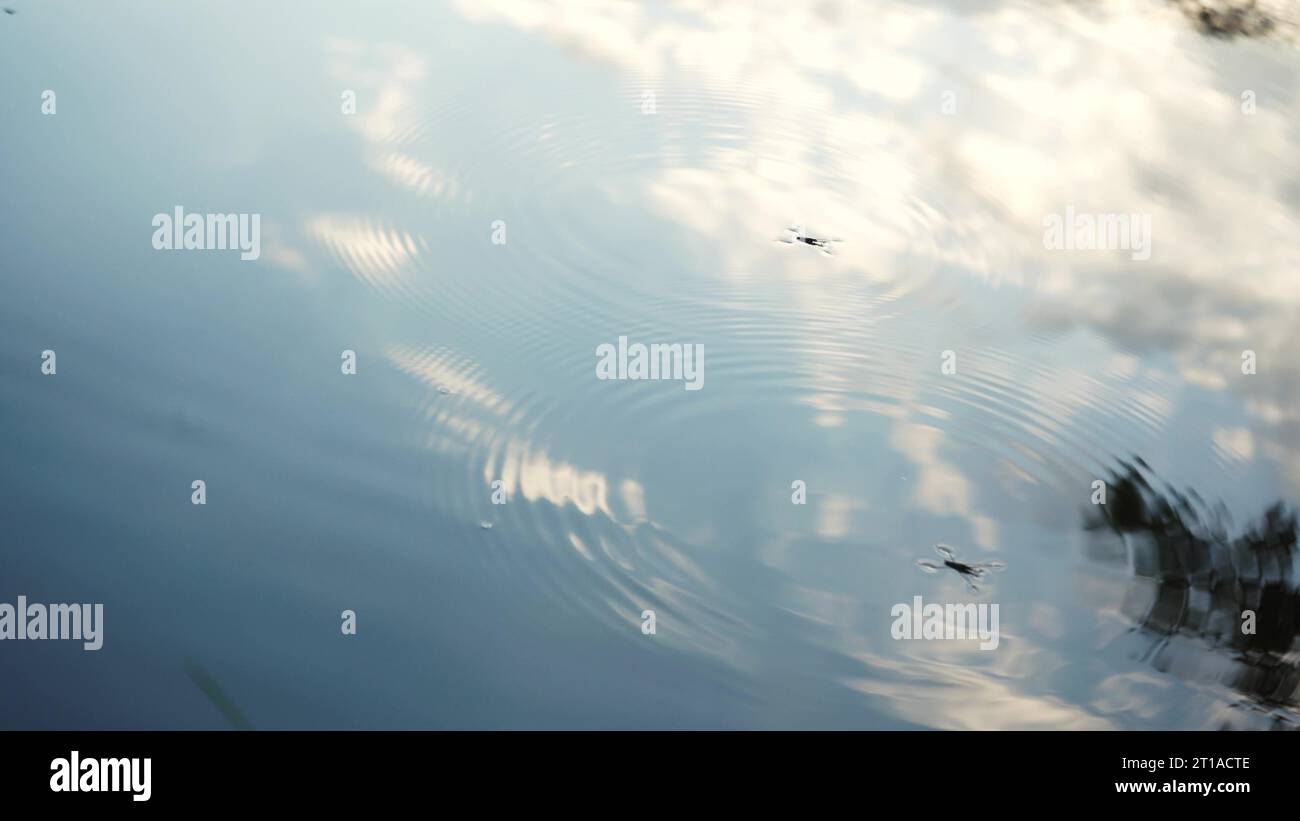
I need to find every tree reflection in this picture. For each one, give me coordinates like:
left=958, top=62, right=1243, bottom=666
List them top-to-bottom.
left=1088, top=458, right=1299, bottom=724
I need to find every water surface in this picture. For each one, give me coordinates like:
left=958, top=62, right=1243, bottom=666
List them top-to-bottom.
left=2, top=0, right=1299, bottom=729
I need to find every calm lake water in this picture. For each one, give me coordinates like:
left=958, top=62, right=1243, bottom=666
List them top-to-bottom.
left=2, top=0, right=1298, bottom=729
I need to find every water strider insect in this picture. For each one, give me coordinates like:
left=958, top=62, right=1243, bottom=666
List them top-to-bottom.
left=776, top=225, right=843, bottom=256
left=917, top=543, right=1005, bottom=592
